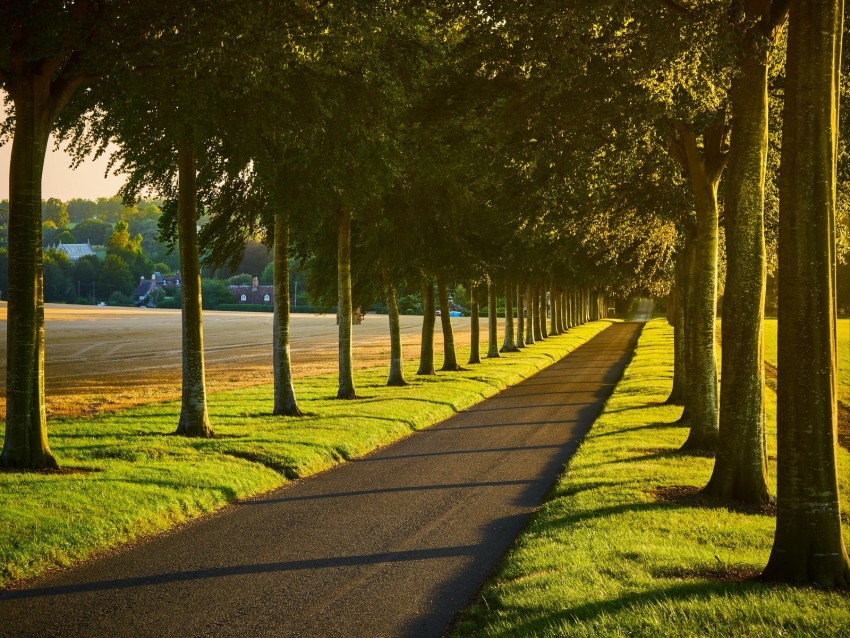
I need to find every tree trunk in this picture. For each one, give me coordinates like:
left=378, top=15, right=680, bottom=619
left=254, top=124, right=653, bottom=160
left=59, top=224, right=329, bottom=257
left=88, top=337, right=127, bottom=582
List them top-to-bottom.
left=762, top=0, right=850, bottom=587
left=704, top=11, right=771, bottom=504
left=1, top=78, right=58, bottom=468
left=675, top=121, right=724, bottom=454
left=176, top=134, right=213, bottom=437
left=336, top=206, right=356, bottom=399
left=272, top=212, right=302, bottom=416
left=666, top=258, right=687, bottom=405
left=417, top=276, right=436, bottom=374
left=438, top=276, right=461, bottom=371
left=385, top=277, right=406, bottom=386
left=486, top=278, right=500, bottom=358
left=550, top=279, right=559, bottom=335
left=501, top=280, right=518, bottom=352
left=468, top=282, right=481, bottom=364
left=525, top=282, right=536, bottom=345
left=539, top=282, right=548, bottom=339
left=516, top=284, right=525, bottom=348
left=533, top=284, right=543, bottom=341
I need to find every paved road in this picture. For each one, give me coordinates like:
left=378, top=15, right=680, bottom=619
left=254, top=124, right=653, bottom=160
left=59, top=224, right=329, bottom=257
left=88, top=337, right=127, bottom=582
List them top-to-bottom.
left=0, top=322, right=643, bottom=638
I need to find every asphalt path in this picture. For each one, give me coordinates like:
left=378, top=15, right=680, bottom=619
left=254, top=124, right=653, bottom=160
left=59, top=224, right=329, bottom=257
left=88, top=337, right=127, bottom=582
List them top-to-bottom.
left=0, top=321, right=643, bottom=638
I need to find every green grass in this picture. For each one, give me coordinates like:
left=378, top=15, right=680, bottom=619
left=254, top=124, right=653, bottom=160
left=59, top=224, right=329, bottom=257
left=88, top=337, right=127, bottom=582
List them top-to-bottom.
left=763, top=318, right=850, bottom=409
left=451, top=319, right=850, bottom=638
left=0, top=320, right=613, bottom=588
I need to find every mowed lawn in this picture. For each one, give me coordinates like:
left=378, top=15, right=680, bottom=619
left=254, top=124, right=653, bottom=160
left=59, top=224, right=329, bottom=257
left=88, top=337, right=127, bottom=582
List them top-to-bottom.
left=0, top=320, right=613, bottom=588
left=451, top=320, right=850, bottom=638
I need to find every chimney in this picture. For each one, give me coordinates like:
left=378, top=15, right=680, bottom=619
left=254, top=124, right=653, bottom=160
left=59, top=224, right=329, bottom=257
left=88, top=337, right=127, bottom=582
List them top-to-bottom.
left=252, top=276, right=259, bottom=291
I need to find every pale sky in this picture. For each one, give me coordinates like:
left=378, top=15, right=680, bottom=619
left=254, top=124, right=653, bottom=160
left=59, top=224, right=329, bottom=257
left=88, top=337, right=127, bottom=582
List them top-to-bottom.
left=0, top=102, right=127, bottom=202
left=0, top=138, right=127, bottom=202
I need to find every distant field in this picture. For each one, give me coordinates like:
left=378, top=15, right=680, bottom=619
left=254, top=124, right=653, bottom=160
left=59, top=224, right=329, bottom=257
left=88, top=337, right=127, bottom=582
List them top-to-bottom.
left=0, top=303, right=496, bottom=418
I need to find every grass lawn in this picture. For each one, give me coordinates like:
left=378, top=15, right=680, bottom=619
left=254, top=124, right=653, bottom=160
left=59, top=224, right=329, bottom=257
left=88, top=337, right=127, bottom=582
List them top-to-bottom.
left=763, top=318, right=850, bottom=409
left=451, top=319, right=850, bottom=638
left=0, top=320, right=613, bottom=589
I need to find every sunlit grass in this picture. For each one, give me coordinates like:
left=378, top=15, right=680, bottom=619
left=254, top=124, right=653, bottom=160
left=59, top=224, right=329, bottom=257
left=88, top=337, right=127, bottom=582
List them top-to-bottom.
left=763, top=318, right=850, bottom=408
left=0, top=320, right=613, bottom=588
left=451, top=320, right=850, bottom=638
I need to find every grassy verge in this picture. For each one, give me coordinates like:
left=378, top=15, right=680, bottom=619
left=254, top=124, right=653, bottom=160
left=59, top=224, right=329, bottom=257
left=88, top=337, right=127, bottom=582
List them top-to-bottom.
left=452, top=319, right=850, bottom=637
left=0, top=320, right=614, bottom=589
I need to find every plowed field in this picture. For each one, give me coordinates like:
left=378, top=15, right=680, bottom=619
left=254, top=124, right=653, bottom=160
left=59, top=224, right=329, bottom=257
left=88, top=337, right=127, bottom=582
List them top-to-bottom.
left=0, top=304, right=488, bottom=418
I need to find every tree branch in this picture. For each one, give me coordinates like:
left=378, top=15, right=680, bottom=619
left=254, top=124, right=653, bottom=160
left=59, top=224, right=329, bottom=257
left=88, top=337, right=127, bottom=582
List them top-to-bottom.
left=768, top=0, right=791, bottom=32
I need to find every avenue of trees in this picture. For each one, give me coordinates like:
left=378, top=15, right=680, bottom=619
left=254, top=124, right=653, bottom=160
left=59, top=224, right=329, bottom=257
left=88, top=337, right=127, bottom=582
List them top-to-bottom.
left=1, top=0, right=849, bottom=586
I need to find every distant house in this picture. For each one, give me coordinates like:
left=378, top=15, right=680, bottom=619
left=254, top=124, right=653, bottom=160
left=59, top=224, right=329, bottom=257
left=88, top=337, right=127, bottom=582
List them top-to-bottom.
left=55, top=240, right=97, bottom=262
left=133, top=271, right=181, bottom=305
left=229, top=276, right=274, bottom=306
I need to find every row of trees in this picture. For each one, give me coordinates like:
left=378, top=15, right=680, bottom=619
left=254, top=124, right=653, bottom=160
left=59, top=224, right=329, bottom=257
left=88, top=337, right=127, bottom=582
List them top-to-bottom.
left=1, top=0, right=848, bottom=587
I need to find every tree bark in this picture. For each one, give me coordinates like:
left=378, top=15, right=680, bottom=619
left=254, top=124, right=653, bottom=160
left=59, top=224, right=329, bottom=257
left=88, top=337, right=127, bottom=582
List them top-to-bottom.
left=762, top=0, right=850, bottom=587
left=705, top=6, right=772, bottom=504
left=1, top=76, right=58, bottom=468
left=674, top=121, right=725, bottom=454
left=176, top=133, right=213, bottom=437
left=336, top=206, right=356, bottom=399
left=272, top=212, right=302, bottom=416
left=666, top=257, right=687, bottom=405
left=417, top=276, right=436, bottom=374
left=438, top=276, right=462, bottom=371
left=385, top=277, right=406, bottom=386
left=486, top=278, right=500, bottom=358
left=550, top=278, right=559, bottom=335
left=500, top=280, right=518, bottom=352
left=467, top=282, right=481, bottom=364
left=525, top=282, right=536, bottom=345
left=539, top=282, right=548, bottom=339
left=533, top=283, right=543, bottom=341
left=516, top=284, right=526, bottom=348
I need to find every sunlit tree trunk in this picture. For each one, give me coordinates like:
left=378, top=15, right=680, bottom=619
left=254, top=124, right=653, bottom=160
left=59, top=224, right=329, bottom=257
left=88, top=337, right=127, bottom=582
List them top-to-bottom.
left=762, top=0, right=850, bottom=587
left=705, top=5, right=773, bottom=503
left=1, top=74, right=59, bottom=468
left=674, top=121, right=725, bottom=453
left=176, top=133, right=213, bottom=436
left=336, top=206, right=356, bottom=399
left=272, top=211, right=301, bottom=415
left=666, top=251, right=687, bottom=405
left=385, top=275, right=406, bottom=386
left=418, top=276, right=436, bottom=375
left=438, top=276, right=461, bottom=371
left=487, top=278, right=500, bottom=358
left=550, top=278, right=559, bottom=335
left=501, top=280, right=518, bottom=352
left=468, top=282, right=481, bottom=364
left=525, top=282, right=536, bottom=345
left=539, top=282, right=548, bottom=339
left=516, top=284, right=526, bottom=348
left=533, top=284, right=543, bottom=341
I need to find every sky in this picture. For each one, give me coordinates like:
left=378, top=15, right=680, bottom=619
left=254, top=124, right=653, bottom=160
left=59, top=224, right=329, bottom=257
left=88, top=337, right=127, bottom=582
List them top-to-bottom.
left=0, top=102, right=126, bottom=202
left=0, top=138, right=126, bottom=202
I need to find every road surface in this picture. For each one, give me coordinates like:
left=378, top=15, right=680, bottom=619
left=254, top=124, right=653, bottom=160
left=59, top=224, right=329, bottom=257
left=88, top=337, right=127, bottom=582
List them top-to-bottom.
left=0, top=321, right=643, bottom=638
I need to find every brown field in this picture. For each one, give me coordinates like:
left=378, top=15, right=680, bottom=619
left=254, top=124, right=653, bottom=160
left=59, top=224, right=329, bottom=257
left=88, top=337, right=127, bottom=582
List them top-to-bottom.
left=0, top=303, right=491, bottom=418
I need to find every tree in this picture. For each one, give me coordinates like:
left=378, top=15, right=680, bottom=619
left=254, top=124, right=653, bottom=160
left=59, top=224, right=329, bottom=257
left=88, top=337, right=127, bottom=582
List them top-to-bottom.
left=0, top=0, right=168, bottom=468
left=704, top=0, right=789, bottom=506
left=762, top=0, right=850, bottom=587
left=73, top=218, right=112, bottom=246
left=97, top=253, right=134, bottom=298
